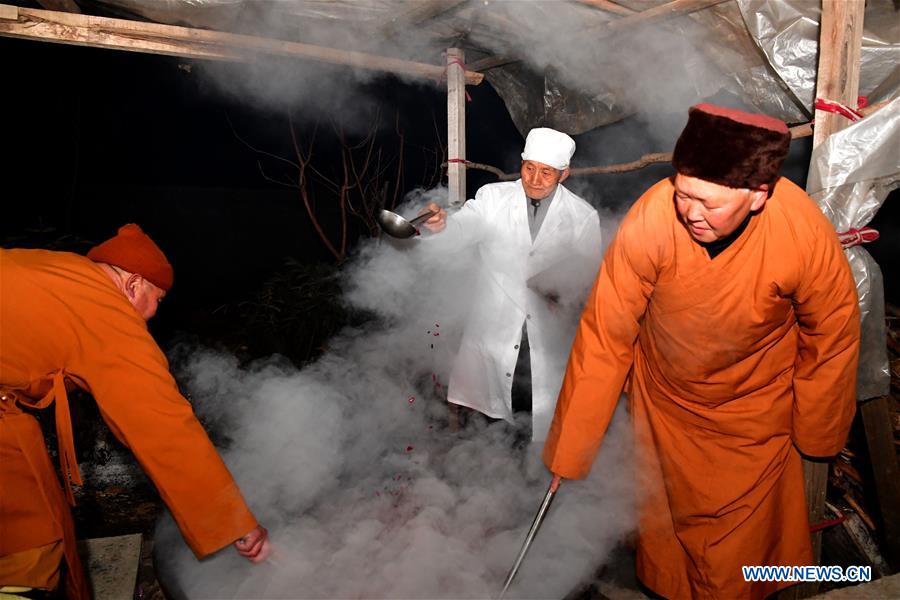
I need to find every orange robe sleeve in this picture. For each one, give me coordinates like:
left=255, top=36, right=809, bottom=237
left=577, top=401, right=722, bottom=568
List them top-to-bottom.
left=542, top=186, right=660, bottom=479
left=789, top=199, right=860, bottom=457
left=69, top=311, right=259, bottom=558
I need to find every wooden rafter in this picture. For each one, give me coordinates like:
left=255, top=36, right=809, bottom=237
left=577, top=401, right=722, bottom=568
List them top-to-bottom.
left=571, top=0, right=637, bottom=17
left=580, top=0, right=730, bottom=36
left=0, top=4, right=484, bottom=85
left=466, top=55, right=518, bottom=72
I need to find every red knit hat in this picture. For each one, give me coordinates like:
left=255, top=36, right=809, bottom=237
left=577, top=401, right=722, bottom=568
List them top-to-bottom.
left=672, top=103, right=791, bottom=189
left=87, top=224, right=174, bottom=290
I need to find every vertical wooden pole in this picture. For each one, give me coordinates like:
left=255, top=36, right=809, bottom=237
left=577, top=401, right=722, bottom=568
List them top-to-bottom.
left=811, top=0, right=865, bottom=149
left=815, top=0, right=900, bottom=568
left=792, top=3, right=866, bottom=597
left=446, top=47, right=466, bottom=206
left=446, top=47, right=466, bottom=428
left=860, top=396, right=900, bottom=570
left=802, top=459, right=830, bottom=573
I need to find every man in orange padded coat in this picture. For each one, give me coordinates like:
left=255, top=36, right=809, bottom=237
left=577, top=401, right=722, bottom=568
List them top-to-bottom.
left=543, top=104, right=860, bottom=599
left=0, top=224, right=270, bottom=599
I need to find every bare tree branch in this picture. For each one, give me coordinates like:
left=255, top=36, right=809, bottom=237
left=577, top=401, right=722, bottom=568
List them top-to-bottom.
left=226, top=111, right=300, bottom=171
left=289, top=113, right=342, bottom=262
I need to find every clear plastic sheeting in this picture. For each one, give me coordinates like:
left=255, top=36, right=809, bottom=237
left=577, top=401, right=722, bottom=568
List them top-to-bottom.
left=738, top=0, right=900, bottom=114
left=681, top=2, right=810, bottom=124
left=484, top=65, right=626, bottom=138
left=806, top=98, right=900, bottom=400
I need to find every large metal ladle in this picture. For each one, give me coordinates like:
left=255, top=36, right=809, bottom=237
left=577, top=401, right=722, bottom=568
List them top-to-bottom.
left=376, top=208, right=438, bottom=239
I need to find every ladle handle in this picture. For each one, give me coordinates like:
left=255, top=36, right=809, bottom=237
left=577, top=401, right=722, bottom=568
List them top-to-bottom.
left=408, top=209, right=438, bottom=226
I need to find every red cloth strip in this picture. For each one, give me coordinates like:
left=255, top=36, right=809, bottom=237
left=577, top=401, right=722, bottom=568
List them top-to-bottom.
left=439, top=58, right=472, bottom=102
left=815, top=98, right=864, bottom=121
left=446, top=158, right=468, bottom=164
left=838, top=227, right=879, bottom=249
left=809, top=511, right=848, bottom=533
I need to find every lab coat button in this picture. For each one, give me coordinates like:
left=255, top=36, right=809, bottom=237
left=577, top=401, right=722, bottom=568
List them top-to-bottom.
left=529, top=251, right=534, bottom=257
left=526, top=314, right=532, bottom=319
left=514, top=344, right=519, bottom=349
left=506, top=372, right=512, bottom=377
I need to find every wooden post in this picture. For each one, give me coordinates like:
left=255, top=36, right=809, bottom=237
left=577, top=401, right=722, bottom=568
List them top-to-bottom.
left=802, top=0, right=900, bottom=576
left=811, top=0, right=865, bottom=149
left=791, top=2, right=866, bottom=597
left=446, top=47, right=466, bottom=207
left=446, top=47, right=466, bottom=428
left=860, top=396, right=900, bottom=570
left=802, top=459, right=830, bottom=572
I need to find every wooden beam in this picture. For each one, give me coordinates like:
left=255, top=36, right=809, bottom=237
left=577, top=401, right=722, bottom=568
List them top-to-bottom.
left=571, top=0, right=637, bottom=17
left=580, top=0, right=730, bottom=36
left=0, top=4, right=484, bottom=85
left=446, top=47, right=467, bottom=206
left=466, top=55, right=518, bottom=72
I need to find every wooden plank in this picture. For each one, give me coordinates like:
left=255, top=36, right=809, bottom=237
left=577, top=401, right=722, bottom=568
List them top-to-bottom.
left=571, top=0, right=637, bottom=16
left=580, top=0, right=730, bottom=36
left=812, top=0, right=865, bottom=149
left=0, top=4, right=484, bottom=85
left=0, top=4, right=17, bottom=20
left=446, top=47, right=466, bottom=207
left=466, top=55, right=518, bottom=73
left=860, top=396, right=900, bottom=570
left=802, top=459, right=830, bottom=597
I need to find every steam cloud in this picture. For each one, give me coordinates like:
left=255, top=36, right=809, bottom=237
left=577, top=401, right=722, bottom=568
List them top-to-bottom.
left=189, top=0, right=739, bottom=144
left=151, top=3, right=722, bottom=595
left=155, top=188, right=636, bottom=598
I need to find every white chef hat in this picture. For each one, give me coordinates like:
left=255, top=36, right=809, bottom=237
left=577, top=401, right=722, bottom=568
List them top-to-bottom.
left=521, top=127, right=576, bottom=170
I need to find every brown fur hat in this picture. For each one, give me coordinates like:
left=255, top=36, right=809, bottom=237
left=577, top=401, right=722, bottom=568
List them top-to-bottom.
left=672, top=103, right=791, bottom=189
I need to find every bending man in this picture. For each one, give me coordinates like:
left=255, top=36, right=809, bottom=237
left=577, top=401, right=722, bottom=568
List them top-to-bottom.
left=543, top=104, right=860, bottom=598
left=1, top=224, right=270, bottom=599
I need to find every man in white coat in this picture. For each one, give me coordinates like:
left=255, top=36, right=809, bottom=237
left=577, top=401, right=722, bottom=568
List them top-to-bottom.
left=420, top=128, right=602, bottom=441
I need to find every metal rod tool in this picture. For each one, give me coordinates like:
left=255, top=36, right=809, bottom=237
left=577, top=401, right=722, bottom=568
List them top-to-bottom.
left=498, top=474, right=562, bottom=599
